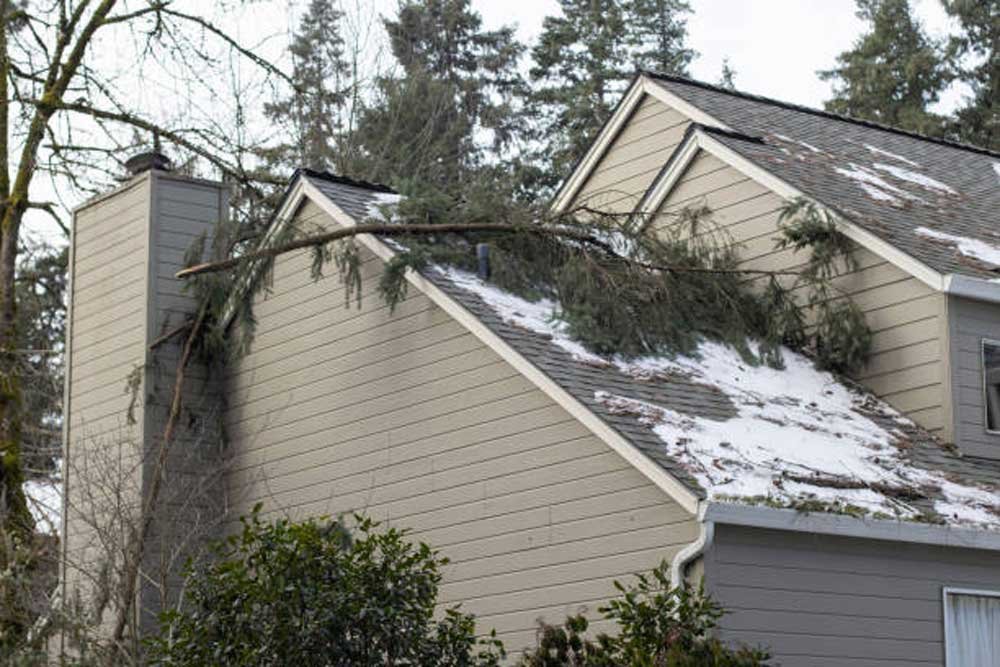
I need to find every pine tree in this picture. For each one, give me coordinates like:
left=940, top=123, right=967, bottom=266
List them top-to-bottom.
left=263, top=0, right=351, bottom=172
left=353, top=0, right=524, bottom=194
left=527, top=0, right=694, bottom=191
left=819, top=0, right=949, bottom=136
left=943, top=0, right=999, bottom=151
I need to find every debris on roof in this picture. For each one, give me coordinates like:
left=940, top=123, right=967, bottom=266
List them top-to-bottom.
left=916, top=227, right=1000, bottom=269
left=436, top=264, right=1000, bottom=529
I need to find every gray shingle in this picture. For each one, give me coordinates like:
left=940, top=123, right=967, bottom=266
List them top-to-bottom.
left=649, top=74, right=1000, bottom=281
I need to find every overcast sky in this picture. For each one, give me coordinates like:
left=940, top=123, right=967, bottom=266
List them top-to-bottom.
left=26, top=0, right=961, bottom=242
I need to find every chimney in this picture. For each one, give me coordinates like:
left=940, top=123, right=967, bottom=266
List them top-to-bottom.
left=60, top=166, right=229, bottom=650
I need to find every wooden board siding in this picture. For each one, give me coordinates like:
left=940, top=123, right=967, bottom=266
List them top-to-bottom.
left=571, top=94, right=691, bottom=214
left=653, top=150, right=949, bottom=436
left=62, top=172, right=228, bottom=639
left=63, top=177, right=151, bottom=633
left=223, top=200, right=698, bottom=655
left=947, top=295, right=1000, bottom=458
left=706, top=524, right=1000, bottom=666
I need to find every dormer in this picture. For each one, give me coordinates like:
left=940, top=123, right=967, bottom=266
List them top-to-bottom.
left=552, top=73, right=1000, bottom=460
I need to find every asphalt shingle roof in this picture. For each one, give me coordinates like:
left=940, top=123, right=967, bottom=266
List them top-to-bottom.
left=647, top=73, right=1000, bottom=281
left=305, top=172, right=1000, bottom=524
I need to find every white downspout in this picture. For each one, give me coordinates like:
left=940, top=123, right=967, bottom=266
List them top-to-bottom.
left=670, top=502, right=714, bottom=588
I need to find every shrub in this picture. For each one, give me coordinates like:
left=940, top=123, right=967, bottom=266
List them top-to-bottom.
left=147, top=508, right=503, bottom=666
left=518, top=562, right=769, bottom=666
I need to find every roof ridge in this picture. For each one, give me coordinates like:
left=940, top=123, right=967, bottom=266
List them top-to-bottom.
left=643, top=71, right=1000, bottom=160
left=296, top=168, right=397, bottom=194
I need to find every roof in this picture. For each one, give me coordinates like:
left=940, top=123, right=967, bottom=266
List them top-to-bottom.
left=643, top=73, right=1000, bottom=282
left=302, top=171, right=1000, bottom=532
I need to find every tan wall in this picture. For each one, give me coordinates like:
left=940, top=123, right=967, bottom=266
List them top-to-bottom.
left=572, top=94, right=691, bottom=214
left=653, top=150, right=949, bottom=435
left=63, top=177, right=151, bottom=637
left=223, top=199, right=698, bottom=655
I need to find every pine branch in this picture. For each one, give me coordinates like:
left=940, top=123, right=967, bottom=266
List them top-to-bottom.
left=175, top=221, right=803, bottom=280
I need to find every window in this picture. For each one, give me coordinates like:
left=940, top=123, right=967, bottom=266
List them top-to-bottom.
left=984, top=340, right=1000, bottom=433
left=944, top=588, right=1000, bottom=666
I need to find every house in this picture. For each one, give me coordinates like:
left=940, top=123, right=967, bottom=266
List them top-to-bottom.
left=61, top=73, right=1000, bottom=665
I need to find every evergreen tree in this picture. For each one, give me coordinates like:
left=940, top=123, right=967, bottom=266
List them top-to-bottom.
left=263, top=0, right=351, bottom=172
left=353, top=0, right=524, bottom=194
left=527, top=0, right=694, bottom=190
left=819, top=0, right=949, bottom=136
left=943, top=0, right=999, bottom=151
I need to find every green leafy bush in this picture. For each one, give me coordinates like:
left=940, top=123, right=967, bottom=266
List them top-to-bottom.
left=147, top=508, right=503, bottom=666
left=518, top=562, right=769, bottom=667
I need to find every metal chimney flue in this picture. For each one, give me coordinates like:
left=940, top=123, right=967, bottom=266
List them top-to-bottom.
left=125, top=150, right=172, bottom=177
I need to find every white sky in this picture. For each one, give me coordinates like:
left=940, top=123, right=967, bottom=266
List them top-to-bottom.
left=26, top=0, right=961, bottom=242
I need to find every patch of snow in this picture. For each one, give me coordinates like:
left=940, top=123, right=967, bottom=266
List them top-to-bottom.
left=773, top=133, right=824, bottom=154
left=863, top=144, right=920, bottom=168
left=993, top=162, right=1000, bottom=184
left=834, top=163, right=920, bottom=205
left=874, top=163, right=957, bottom=195
left=365, top=192, right=404, bottom=222
left=916, top=227, right=1000, bottom=268
left=438, top=264, right=1000, bottom=529
left=24, top=479, right=61, bottom=535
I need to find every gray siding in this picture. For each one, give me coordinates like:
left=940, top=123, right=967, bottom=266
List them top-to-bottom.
left=654, top=150, right=950, bottom=436
left=223, top=200, right=698, bottom=655
left=948, top=295, right=1000, bottom=458
left=706, top=524, right=1000, bottom=667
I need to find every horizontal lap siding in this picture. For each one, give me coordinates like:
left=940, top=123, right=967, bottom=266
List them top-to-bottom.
left=572, top=94, right=691, bottom=214
left=654, top=151, right=948, bottom=435
left=63, top=178, right=150, bottom=623
left=223, top=200, right=697, bottom=656
left=948, top=296, right=1000, bottom=457
left=707, top=524, right=1000, bottom=666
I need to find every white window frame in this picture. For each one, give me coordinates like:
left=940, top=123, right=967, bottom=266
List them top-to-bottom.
left=982, top=339, right=1000, bottom=435
left=943, top=586, right=1000, bottom=666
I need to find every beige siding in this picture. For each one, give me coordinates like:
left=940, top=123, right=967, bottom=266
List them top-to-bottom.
left=572, top=94, right=691, bottom=214
left=653, top=151, right=949, bottom=435
left=62, top=172, right=228, bottom=640
left=63, top=178, right=151, bottom=632
left=223, top=200, right=698, bottom=655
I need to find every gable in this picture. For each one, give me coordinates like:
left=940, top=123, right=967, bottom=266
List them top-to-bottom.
left=571, top=94, right=692, bottom=214
left=652, top=148, right=951, bottom=437
left=222, top=197, right=699, bottom=654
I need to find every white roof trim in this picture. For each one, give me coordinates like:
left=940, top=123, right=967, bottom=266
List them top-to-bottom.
left=551, top=75, right=728, bottom=215
left=638, top=128, right=947, bottom=292
left=289, top=177, right=702, bottom=514
left=944, top=274, right=1000, bottom=304
left=706, top=501, right=1000, bottom=551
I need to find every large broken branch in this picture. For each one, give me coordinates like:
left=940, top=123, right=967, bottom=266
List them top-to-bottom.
left=175, top=221, right=802, bottom=280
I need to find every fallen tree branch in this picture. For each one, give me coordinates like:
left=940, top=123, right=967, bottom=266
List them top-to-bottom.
left=175, top=221, right=803, bottom=280
left=148, top=319, right=193, bottom=351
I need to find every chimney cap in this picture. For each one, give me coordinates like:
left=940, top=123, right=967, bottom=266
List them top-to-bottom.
left=125, top=150, right=172, bottom=176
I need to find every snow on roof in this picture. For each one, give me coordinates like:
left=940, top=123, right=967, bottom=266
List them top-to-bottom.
left=863, top=143, right=920, bottom=168
left=993, top=162, right=1000, bottom=184
left=834, top=163, right=920, bottom=206
left=874, top=163, right=957, bottom=195
left=364, top=191, right=404, bottom=221
left=916, top=227, right=1000, bottom=269
left=438, top=265, right=1000, bottom=529
left=24, top=479, right=61, bottom=535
